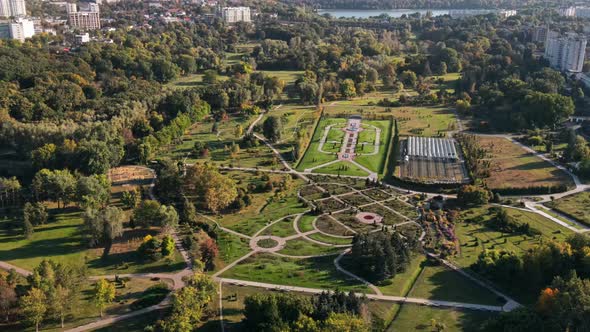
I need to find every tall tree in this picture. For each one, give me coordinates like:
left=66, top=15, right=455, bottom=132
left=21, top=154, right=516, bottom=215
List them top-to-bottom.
left=92, top=279, right=116, bottom=317
left=20, top=287, right=47, bottom=332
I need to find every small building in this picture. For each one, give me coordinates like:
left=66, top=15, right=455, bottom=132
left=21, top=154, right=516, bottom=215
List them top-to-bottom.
left=74, top=32, right=90, bottom=44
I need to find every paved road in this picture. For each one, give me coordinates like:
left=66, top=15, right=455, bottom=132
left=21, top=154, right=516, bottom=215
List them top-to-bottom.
left=216, top=277, right=505, bottom=312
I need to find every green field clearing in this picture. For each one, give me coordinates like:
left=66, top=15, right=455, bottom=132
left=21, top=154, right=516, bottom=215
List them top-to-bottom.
left=258, top=70, right=304, bottom=85
left=312, top=160, right=369, bottom=177
left=545, top=191, right=590, bottom=226
left=0, top=210, right=185, bottom=275
left=298, top=214, right=317, bottom=232
left=261, top=217, right=299, bottom=238
left=214, top=230, right=252, bottom=270
left=278, top=238, right=343, bottom=256
left=220, top=253, right=370, bottom=292
left=407, top=261, right=503, bottom=305
left=388, top=304, right=495, bottom=332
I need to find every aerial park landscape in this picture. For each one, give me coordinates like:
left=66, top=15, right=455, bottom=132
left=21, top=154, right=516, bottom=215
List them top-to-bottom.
left=1, top=1, right=590, bottom=331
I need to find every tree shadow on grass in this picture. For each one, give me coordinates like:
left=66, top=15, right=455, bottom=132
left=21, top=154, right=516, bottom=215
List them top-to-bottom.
left=416, top=259, right=505, bottom=306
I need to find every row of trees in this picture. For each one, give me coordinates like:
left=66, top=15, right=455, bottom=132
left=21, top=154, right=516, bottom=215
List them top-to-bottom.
left=243, top=291, right=370, bottom=332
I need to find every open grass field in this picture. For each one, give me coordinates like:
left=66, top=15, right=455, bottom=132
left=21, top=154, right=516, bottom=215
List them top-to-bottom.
left=477, top=136, right=574, bottom=190
left=545, top=191, right=590, bottom=226
left=0, top=208, right=185, bottom=275
left=278, top=238, right=343, bottom=256
left=220, top=253, right=370, bottom=292
left=407, top=260, right=503, bottom=305
left=388, top=304, right=495, bottom=332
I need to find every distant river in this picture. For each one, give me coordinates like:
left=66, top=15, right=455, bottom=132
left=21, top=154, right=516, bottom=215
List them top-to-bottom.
left=317, top=8, right=453, bottom=18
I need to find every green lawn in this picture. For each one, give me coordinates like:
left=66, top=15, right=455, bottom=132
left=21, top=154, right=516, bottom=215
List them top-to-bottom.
left=354, top=120, right=392, bottom=174
left=312, top=160, right=369, bottom=177
left=545, top=191, right=590, bottom=226
left=0, top=209, right=185, bottom=276
left=298, top=215, right=317, bottom=232
left=261, top=216, right=299, bottom=238
left=214, top=230, right=252, bottom=270
left=307, top=232, right=352, bottom=245
left=278, top=238, right=343, bottom=256
left=220, top=253, right=370, bottom=292
left=407, top=260, right=503, bottom=305
left=388, top=304, right=496, bottom=332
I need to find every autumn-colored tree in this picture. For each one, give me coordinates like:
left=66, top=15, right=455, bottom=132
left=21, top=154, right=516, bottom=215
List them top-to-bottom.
left=184, top=163, right=238, bottom=213
left=199, top=237, right=219, bottom=271
left=161, top=273, right=216, bottom=332
left=92, top=279, right=116, bottom=317
left=20, top=287, right=47, bottom=332
left=536, top=287, right=558, bottom=315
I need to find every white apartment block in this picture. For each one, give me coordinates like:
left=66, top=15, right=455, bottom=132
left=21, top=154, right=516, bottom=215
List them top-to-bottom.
left=0, top=0, right=26, bottom=17
left=68, top=3, right=100, bottom=30
left=221, top=6, right=251, bottom=23
left=558, top=6, right=576, bottom=17
left=449, top=9, right=516, bottom=19
left=0, top=17, right=35, bottom=41
left=532, top=26, right=549, bottom=43
left=544, top=33, right=587, bottom=73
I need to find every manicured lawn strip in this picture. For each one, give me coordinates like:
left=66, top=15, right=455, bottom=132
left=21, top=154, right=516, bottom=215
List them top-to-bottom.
left=313, top=160, right=369, bottom=177
left=545, top=191, right=590, bottom=226
left=298, top=214, right=317, bottom=233
left=261, top=217, right=299, bottom=238
left=307, top=232, right=352, bottom=245
left=278, top=238, right=343, bottom=256
left=220, top=253, right=370, bottom=292
left=376, top=255, right=426, bottom=296
left=407, top=261, right=503, bottom=305
left=388, top=304, right=496, bottom=332
left=91, top=309, right=167, bottom=332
